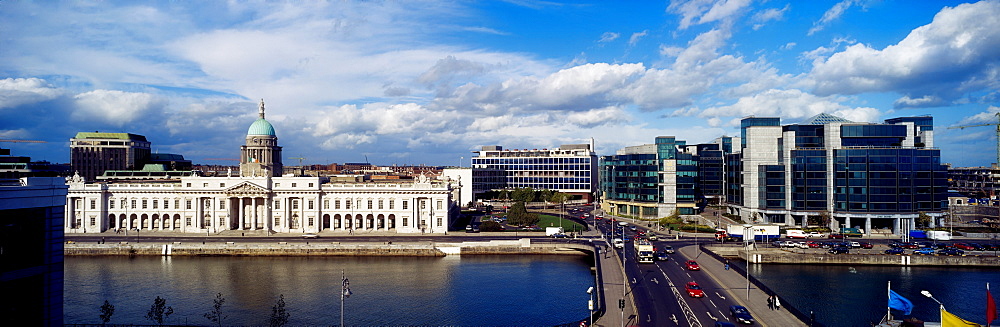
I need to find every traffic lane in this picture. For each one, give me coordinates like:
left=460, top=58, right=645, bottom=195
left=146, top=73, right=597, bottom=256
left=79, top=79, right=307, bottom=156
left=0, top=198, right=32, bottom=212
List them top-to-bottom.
left=658, top=241, right=742, bottom=326
left=624, top=242, right=686, bottom=327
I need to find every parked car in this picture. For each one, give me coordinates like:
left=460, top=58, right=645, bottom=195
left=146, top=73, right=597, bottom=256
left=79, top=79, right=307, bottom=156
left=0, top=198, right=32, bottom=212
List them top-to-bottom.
left=806, top=231, right=827, bottom=238
left=301, top=233, right=319, bottom=239
left=828, top=233, right=845, bottom=239
left=807, top=241, right=822, bottom=248
left=859, top=242, right=873, bottom=249
left=828, top=246, right=850, bottom=254
left=884, top=248, right=904, bottom=255
left=913, top=248, right=936, bottom=255
left=937, top=248, right=965, bottom=256
left=685, top=260, right=701, bottom=271
left=685, top=282, right=705, bottom=298
left=729, top=305, right=755, bottom=325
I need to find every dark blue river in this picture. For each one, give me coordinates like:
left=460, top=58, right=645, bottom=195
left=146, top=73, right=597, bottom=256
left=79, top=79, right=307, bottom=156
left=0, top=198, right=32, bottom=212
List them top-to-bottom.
left=64, top=255, right=595, bottom=326
left=749, top=264, right=999, bottom=327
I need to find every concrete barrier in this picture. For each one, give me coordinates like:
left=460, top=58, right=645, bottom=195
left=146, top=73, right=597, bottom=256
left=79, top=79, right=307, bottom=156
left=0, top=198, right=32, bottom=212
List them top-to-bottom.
left=65, top=240, right=594, bottom=257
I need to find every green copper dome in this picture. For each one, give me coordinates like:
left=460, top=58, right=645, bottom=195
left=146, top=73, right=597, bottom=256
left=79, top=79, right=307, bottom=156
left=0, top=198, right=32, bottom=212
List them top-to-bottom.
left=248, top=118, right=276, bottom=136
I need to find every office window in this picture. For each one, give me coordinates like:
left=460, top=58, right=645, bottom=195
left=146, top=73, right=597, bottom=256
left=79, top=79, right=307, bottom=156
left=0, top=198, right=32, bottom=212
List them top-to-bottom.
left=186, top=183, right=192, bottom=187
left=203, top=183, right=208, bottom=187
left=220, top=183, right=225, bottom=187
left=275, top=183, right=281, bottom=187
left=292, top=183, right=297, bottom=187
left=309, top=183, right=314, bottom=187
left=90, top=199, right=96, bottom=210
left=175, top=199, right=180, bottom=209
left=335, top=199, right=341, bottom=209
left=378, top=199, right=384, bottom=210
left=389, top=199, right=395, bottom=210
left=109, top=200, right=115, bottom=209
left=142, top=200, right=148, bottom=209
left=153, top=200, right=158, bottom=209
left=163, top=200, right=169, bottom=209
left=186, top=200, right=192, bottom=210
left=219, top=200, right=226, bottom=209
left=275, top=200, right=281, bottom=209
left=292, top=200, right=299, bottom=210
left=308, top=200, right=314, bottom=210
left=324, top=200, right=330, bottom=209
left=346, top=200, right=351, bottom=210
left=368, top=200, right=373, bottom=209
left=403, top=200, right=408, bottom=210
left=420, top=200, right=426, bottom=209
left=437, top=200, right=442, bottom=210
left=185, top=217, right=191, bottom=226
left=308, top=217, right=314, bottom=226
left=403, top=217, right=408, bottom=226
left=437, top=217, right=442, bottom=226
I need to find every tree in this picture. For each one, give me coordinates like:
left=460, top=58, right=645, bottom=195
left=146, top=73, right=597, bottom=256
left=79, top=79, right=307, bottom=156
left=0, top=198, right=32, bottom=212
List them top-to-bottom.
left=512, top=188, right=535, bottom=203
left=539, top=189, right=554, bottom=203
left=507, top=201, right=533, bottom=226
left=917, top=212, right=931, bottom=228
left=479, top=220, right=503, bottom=232
left=204, top=292, right=228, bottom=327
left=268, top=294, right=291, bottom=327
left=145, top=296, right=174, bottom=326
left=99, top=300, right=115, bottom=325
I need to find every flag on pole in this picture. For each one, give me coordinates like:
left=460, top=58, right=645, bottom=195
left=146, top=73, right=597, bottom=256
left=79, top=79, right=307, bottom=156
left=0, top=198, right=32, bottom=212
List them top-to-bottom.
left=988, top=283, right=997, bottom=326
left=889, top=289, right=914, bottom=315
left=942, top=308, right=982, bottom=327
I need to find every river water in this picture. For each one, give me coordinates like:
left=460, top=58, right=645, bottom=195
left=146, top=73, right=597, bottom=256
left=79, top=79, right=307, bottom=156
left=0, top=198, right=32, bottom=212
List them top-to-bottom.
left=64, top=255, right=595, bottom=326
left=749, top=264, right=999, bottom=327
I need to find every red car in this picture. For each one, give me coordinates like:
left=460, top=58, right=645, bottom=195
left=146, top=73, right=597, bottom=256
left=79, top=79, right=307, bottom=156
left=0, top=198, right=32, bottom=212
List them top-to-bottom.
left=828, top=234, right=845, bottom=239
left=807, top=241, right=822, bottom=248
left=859, top=242, right=873, bottom=249
left=955, top=243, right=975, bottom=250
left=685, top=260, right=701, bottom=271
left=685, top=282, right=705, bottom=298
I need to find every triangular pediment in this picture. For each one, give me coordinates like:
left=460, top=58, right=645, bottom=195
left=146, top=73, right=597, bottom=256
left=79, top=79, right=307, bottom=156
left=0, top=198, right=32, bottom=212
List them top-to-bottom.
left=225, top=182, right=269, bottom=195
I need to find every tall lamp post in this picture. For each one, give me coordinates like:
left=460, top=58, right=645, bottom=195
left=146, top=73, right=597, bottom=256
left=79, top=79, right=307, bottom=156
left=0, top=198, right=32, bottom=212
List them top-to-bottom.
left=743, top=224, right=754, bottom=300
left=341, top=270, right=352, bottom=327
left=587, top=286, right=594, bottom=327
left=920, top=290, right=943, bottom=323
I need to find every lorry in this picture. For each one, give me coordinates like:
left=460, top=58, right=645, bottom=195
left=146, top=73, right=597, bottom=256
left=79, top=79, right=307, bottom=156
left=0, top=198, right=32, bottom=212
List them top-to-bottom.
left=724, top=225, right=780, bottom=242
left=545, top=227, right=565, bottom=237
left=840, top=227, right=863, bottom=237
left=927, top=230, right=952, bottom=241
left=636, top=241, right=655, bottom=264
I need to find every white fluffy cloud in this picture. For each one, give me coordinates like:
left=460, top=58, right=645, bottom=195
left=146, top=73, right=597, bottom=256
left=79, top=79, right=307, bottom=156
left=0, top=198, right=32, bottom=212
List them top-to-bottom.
left=669, top=0, right=752, bottom=29
left=809, top=0, right=1000, bottom=108
left=0, top=78, right=64, bottom=109
left=697, top=88, right=881, bottom=123
left=72, top=90, right=165, bottom=126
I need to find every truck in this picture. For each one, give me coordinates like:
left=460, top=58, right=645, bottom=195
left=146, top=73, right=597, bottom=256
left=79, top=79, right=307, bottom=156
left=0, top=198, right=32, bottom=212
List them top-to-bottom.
left=725, top=225, right=780, bottom=242
left=545, top=227, right=565, bottom=237
left=840, top=227, right=863, bottom=237
left=909, top=230, right=927, bottom=239
left=927, top=230, right=952, bottom=241
left=636, top=241, right=655, bottom=264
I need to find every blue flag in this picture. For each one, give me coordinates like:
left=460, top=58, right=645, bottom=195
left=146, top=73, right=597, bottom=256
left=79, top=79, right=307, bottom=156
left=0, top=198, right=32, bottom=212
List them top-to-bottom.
left=889, top=290, right=913, bottom=315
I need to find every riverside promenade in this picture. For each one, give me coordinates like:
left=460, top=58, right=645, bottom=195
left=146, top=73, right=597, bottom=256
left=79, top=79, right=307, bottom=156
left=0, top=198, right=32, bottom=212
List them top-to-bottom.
left=584, top=227, right=636, bottom=327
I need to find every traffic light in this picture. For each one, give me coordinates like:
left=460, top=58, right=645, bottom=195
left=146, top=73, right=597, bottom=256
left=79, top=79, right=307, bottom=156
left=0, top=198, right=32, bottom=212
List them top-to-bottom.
left=618, top=299, right=625, bottom=309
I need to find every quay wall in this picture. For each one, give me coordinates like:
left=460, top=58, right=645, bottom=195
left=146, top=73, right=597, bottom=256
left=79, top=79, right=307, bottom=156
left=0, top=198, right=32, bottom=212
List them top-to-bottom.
left=64, top=240, right=593, bottom=257
left=702, top=246, right=1000, bottom=266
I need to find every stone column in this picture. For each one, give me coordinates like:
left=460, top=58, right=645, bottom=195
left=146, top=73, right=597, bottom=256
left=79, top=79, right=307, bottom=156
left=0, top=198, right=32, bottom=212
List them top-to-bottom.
left=66, top=197, right=75, bottom=230
left=237, top=197, right=245, bottom=230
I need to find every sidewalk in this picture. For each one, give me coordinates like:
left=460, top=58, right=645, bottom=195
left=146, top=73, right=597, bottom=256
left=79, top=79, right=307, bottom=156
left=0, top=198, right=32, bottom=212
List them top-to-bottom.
left=585, top=225, right=637, bottom=327
left=676, top=244, right=806, bottom=327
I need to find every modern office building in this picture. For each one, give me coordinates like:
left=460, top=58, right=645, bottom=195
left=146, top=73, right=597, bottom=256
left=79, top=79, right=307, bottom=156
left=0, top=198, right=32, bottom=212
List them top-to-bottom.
left=66, top=101, right=459, bottom=234
left=727, top=113, right=950, bottom=234
left=70, top=132, right=151, bottom=181
left=599, top=136, right=738, bottom=218
left=471, top=142, right=598, bottom=201
left=0, top=177, right=67, bottom=326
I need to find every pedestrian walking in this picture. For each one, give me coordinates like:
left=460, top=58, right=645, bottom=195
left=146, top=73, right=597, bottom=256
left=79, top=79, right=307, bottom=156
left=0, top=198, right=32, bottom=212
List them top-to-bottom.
left=724, top=260, right=730, bottom=270
left=767, top=295, right=774, bottom=310
left=774, top=296, right=781, bottom=310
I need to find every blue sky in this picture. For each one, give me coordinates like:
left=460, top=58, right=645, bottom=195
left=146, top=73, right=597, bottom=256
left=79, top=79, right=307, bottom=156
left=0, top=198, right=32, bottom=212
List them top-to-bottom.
left=1, top=0, right=999, bottom=167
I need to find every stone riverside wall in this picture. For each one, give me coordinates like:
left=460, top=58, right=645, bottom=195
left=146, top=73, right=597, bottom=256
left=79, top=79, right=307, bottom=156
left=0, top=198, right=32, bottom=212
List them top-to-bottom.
left=64, top=240, right=593, bottom=257
left=703, top=246, right=1000, bottom=266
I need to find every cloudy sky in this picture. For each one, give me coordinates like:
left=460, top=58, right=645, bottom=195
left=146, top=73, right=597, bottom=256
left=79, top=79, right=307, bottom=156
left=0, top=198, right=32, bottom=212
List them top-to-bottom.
left=2, top=0, right=999, bottom=167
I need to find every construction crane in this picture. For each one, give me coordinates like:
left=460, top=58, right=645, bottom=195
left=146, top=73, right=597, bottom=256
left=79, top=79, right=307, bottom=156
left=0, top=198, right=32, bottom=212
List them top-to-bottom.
left=948, top=112, right=1000, bottom=165
left=0, top=139, right=47, bottom=143
left=288, top=156, right=306, bottom=166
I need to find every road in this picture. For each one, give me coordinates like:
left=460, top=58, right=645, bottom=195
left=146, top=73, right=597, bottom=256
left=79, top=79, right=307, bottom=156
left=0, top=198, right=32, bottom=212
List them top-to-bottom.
left=592, top=217, right=747, bottom=327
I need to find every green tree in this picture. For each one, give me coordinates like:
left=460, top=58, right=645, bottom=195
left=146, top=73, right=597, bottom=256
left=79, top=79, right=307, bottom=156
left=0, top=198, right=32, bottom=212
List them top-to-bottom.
left=512, top=188, right=535, bottom=203
left=539, top=189, right=554, bottom=203
left=507, top=201, right=540, bottom=226
left=917, top=212, right=931, bottom=228
left=479, top=220, right=503, bottom=232
left=204, top=292, right=228, bottom=327
left=268, top=294, right=291, bottom=327
left=145, top=296, right=174, bottom=326
left=99, top=300, right=115, bottom=325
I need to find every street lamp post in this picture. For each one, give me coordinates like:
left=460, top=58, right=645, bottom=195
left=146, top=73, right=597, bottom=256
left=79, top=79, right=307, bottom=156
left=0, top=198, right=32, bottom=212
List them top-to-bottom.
left=620, top=224, right=626, bottom=327
left=743, top=224, right=753, bottom=300
left=341, top=270, right=352, bottom=327
left=587, top=286, right=594, bottom=327
left=920, top=290, right=943, bottom=323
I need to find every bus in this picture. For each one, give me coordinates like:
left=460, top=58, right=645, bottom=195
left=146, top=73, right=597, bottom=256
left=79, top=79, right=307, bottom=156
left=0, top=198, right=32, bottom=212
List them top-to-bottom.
left=636, top=241, right=655, bottom=264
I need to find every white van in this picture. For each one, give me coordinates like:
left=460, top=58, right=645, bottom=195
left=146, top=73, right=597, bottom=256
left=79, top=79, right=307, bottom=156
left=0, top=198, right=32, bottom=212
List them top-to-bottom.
left=786, top=230, right=807, bottom=239
left=612, top=238, right=625, bottom=248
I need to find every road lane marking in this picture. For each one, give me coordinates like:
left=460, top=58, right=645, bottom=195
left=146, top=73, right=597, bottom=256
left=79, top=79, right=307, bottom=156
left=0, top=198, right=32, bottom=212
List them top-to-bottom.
left=715, top=292, right=726, bottom=300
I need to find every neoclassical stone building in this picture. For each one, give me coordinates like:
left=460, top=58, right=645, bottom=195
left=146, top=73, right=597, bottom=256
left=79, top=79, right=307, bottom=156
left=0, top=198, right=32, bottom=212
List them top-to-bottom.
left=65, top=101, right=459, bottom=234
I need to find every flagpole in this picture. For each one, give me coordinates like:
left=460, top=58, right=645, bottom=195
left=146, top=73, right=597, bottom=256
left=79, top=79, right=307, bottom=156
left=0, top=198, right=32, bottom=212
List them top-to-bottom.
left=887, top=281, right=892, bottom=322
left=990, top=282, right=993, bottom=327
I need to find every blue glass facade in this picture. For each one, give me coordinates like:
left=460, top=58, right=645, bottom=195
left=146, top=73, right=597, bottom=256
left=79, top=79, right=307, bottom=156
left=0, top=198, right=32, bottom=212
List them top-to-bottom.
left=833, top=148, right=948, bottom=212
left=600, top=153, right=659, bottom=202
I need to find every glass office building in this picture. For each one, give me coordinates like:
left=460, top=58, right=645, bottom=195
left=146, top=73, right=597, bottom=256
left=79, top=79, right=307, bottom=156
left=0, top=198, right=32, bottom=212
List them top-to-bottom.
left=728, top=113, right=949, bottom=235
left=471, top=143, right=598, bottom=201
